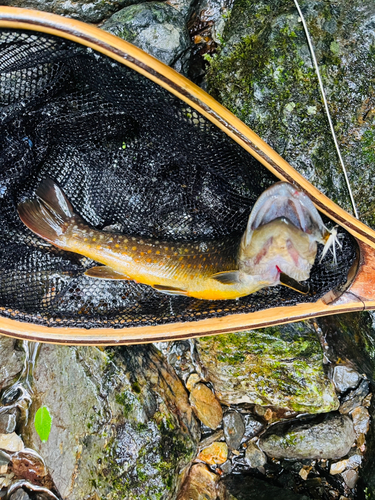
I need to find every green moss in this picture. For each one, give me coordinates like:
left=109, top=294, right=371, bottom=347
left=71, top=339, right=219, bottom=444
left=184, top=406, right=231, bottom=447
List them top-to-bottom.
left=115, top=391, right=134, bottom=418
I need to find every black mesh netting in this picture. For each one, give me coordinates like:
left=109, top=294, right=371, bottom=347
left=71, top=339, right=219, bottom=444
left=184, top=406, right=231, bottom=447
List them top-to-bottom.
left=0, top=29, right=357, bottom=329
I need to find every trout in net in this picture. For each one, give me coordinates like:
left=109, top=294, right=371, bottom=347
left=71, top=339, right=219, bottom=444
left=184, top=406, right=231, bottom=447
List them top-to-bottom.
left=17, top=179, right=338, bottom=301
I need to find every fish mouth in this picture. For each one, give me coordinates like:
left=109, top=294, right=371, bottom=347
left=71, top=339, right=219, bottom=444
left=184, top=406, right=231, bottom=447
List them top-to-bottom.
left=249, top=182, right=325, bottom=236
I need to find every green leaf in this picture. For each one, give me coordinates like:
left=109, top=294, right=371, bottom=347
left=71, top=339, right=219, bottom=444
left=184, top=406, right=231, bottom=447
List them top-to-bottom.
left=34, top=406, right=52, bottom=443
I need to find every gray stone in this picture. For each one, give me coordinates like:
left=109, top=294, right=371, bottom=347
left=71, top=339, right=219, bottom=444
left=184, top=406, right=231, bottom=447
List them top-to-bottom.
left=1, top=0, right=143, bottom=23
left=205, top=0, right=375, bottom=227
left=102, top=3, right=191, bottom=71
left=196, top=323, right=339, bottom=413
left=0, top=336, right=25, bottom=391
left=21, top=344, right=199, bottom=500
left=333, top=366, right=361, bottom=393
left=0, top=409, right=17, bottom=434
left=223, top=411, right=245, bottom=450
left=259, top=413, right=355, bottom=460
left=243, top=415, right=264, bottom=440
left=245, top=441, right=267, bottom=468
left=342, top=469, right=359, bottom=489
left=9, top=490, right=30, bottom=500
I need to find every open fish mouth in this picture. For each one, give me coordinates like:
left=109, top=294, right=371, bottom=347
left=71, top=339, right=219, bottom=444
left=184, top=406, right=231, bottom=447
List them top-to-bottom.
left=247, top=182, right=327, bottom=240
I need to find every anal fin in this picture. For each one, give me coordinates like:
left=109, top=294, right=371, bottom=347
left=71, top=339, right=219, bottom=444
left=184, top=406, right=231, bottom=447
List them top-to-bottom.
left=85, top=266, right=131, bottom=280
left=152, top=284, right=188, bottom=296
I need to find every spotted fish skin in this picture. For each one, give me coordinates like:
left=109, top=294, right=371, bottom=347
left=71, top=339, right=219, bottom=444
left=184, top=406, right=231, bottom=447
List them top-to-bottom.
left=17, top=179, right=330, bottom=300
left=17, top=179, right=270, bottom=300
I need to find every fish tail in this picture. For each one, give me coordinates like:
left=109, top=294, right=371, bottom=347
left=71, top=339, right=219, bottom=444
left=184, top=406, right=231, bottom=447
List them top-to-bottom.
left=18, top=178, right=76, bottom=247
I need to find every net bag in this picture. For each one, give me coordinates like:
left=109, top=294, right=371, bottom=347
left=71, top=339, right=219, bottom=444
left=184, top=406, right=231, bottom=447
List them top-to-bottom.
left=0, top=9, right=362, bottom=344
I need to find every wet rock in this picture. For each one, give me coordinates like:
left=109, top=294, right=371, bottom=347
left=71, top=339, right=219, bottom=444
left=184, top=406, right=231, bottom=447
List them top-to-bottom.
left=1, top=0, right=142, bottom=23
left=206, top=0, right=375, bottom=225
left=102, top=3, right=191, bottom=72
left=318, top=313, right=375, bottom=383
left=196, top=323, right=339, bottom=413
left=0, top=336, right=24, bottom=391
left=155, top=340, right=196, bottom=380
left=21, top=344, right=199, bottom=500
left=333, top=366, right=361, bottom=393
left=187, top=374, right=223, bottom=429
left=339, top=379, right=370, bottom=414
left=351, top=406, right=370, bottom=435
left=0, top=409, right=17, bottom=434
left=223, top=411, right=245, bottom=450
left=259, top=413, right=355, bottom=460
left=243, top=414, right=265, bottom=440
left=0, top=433, right=24, bottom=453
left=197, top=441, right=228, bottom=465
left=245, top=441, right=267, bottom=468
left=9, top=450, right=54, bottom=490
left=330, top=459, right=349, bottom=475
left=177, top=463, right=226, bottom=499
left=342, top=469, right=359, bottom=489
left=223, top=474, right=310, bottom=500
left=9, top=490, right=30, bottom=500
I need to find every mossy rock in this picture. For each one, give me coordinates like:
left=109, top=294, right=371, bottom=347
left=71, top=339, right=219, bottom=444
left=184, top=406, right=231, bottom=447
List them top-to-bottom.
left=206, top=0, right=375, bottom=226
left=197, top=321, right=338, bottom=413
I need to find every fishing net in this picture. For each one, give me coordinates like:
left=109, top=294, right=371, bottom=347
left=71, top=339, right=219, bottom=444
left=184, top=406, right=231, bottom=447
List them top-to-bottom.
left=0, top=28, right=357, bottom=329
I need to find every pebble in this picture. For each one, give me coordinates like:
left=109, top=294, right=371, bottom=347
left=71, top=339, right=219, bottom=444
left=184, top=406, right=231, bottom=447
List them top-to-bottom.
left=332, top=366, right=361, bottom=393
left=187, top=375, right=223, bottom=430
left=339, top=379, right=370, bottom=414
left=350, top=406, right=370, bottom=435
left=0, top=410, right=17, bottom=434
left=223, top=411, right=245, bottom=450
left=243, top=414, right=264, bottom=440
left=259, top=414, right=355, bottom=460
left=0, top=433, right=24, bottom=453
left=245, top=441, right=267, bottom=468
left=197, top=442, right=228, bottom=465
left=11, top=450, right=52, bottom=488
left=330, top=459, right=349, bottom=475
left=219, top=460, right=232, bottom=475
left=177, top=463, right=224, bottom=500
left=299, top=467, right=311, bottom=480
left=342, top=469, right=358, bottom=489
left=9, top=490, right=31, bottom=500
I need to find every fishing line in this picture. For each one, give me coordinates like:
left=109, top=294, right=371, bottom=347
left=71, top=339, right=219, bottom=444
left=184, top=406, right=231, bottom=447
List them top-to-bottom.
left=292, top=0, right=359, bottom=219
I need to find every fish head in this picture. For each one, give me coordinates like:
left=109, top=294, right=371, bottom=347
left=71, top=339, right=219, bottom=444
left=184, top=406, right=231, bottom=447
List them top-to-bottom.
left=239, top=182, right=327, bottom=286
left=243, top=182, right=328, bottom=248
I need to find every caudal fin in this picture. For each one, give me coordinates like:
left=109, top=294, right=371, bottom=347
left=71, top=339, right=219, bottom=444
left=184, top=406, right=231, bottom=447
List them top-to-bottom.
left=18, top=178, right=76, bottom=246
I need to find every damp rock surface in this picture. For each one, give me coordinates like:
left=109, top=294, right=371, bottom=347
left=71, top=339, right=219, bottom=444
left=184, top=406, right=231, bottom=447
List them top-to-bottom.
left=1, top=0, right=142, bottom=23
left=205, top=0, right=375, bottom=227
left=102, top=2, right=191, bottom=71
left=196, top=323, right=339, bottom=413
left=0, top=337, right=24, bottom=391
left=21, top=344, right=199, bottom=500
left=259, top=413, right=355, bottom=460
left=177, top=463, right=226, bottom=500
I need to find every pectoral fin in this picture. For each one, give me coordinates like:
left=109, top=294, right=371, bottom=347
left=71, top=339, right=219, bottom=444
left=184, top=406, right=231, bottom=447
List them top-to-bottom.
left=84, top=266, right=131, bottom=280
left=210, top=271, right=240, bottom=285
left=279, top=272, right=309, bottom=295
left=152, top=284, right=188, bottom=296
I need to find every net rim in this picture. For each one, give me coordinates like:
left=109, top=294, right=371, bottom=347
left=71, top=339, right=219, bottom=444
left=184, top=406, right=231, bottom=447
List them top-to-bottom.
left=0, top=8, right=370, bottom=344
